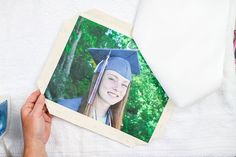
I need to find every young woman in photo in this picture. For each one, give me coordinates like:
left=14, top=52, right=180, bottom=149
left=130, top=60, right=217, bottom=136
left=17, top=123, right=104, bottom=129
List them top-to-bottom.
left=58, top=48, right=140, bottom=129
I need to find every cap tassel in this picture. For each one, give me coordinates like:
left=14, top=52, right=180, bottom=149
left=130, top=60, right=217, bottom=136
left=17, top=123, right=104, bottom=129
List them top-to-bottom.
left=88, top=50, right=111, bottom=105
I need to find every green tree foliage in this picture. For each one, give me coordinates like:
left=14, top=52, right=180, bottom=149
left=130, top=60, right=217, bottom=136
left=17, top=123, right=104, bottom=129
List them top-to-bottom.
left=45, top=17, right=168, bottom=142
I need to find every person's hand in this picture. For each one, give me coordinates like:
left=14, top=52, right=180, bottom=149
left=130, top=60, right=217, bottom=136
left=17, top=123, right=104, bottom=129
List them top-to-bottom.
left=21, top=90, right=52, bottom=157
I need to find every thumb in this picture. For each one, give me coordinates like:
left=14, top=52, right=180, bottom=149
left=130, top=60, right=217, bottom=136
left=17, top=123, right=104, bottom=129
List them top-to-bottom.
left=32, top=94, right=45, bottom=116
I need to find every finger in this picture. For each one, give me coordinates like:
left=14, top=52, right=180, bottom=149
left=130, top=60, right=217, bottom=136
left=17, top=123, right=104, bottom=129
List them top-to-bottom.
left=21, top=90, right=40, bottom=116
left=25, top=90, right=41, bottom=105
left=32, top=94, right=45, bottom=116
left=21, top=103, right=34, bottom=115
left=42, top=105, right=47, bottom=112
left=44, top=105, right=53, bottom=118
left=21, top=106, right=33, bottom=118
left=44, top=107, right=53, bottom=119
left=46, top=110, right=53, bottom=119
left=46, top=111, right=53, bottom=119
left=43, top=112, right=52, bottom=123
left=48, top=112, right=53, bottom=119
left=43, top=123, right=52, bottom=144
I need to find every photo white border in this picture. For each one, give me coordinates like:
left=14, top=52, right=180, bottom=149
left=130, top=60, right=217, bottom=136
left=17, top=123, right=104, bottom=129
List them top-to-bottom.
left=37, top=9, right=174, bottom=146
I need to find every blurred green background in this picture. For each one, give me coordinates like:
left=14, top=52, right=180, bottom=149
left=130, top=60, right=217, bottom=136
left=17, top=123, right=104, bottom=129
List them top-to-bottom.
left=45, top=17, right=168, bottom=142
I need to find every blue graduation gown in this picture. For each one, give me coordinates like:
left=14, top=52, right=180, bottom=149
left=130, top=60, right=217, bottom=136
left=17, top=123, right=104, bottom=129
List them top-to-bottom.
left=57, top=97, right=83, bottom=111
left=57, top=97, right=112, bottom=126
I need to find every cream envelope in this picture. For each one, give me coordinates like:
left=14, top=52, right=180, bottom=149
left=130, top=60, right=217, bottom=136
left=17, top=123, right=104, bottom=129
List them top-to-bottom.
left=37, top=9, right=174, bottom=146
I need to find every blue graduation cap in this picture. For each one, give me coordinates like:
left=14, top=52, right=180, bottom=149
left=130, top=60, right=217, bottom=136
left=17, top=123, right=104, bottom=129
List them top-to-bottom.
left=87, top=48, right=141, bottom=105
left=88, top=48, right=141, bottom=79
left=0, top=100, right=8, bottom=138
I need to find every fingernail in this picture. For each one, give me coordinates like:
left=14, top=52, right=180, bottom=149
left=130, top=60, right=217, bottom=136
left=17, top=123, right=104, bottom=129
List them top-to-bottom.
left=34, top=89, right=40, bottom=94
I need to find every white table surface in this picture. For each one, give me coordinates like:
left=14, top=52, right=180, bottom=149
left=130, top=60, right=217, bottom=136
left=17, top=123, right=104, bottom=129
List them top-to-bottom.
left=0, top=0, right=236, bottom=156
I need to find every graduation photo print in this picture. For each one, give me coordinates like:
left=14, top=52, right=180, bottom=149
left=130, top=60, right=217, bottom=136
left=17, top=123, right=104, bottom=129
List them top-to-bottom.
left=39, top=10, right=171, bottom=145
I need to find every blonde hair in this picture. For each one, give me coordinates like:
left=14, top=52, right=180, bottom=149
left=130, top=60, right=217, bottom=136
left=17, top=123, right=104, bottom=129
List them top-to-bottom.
left=79, top=72, right=130, bottom=130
